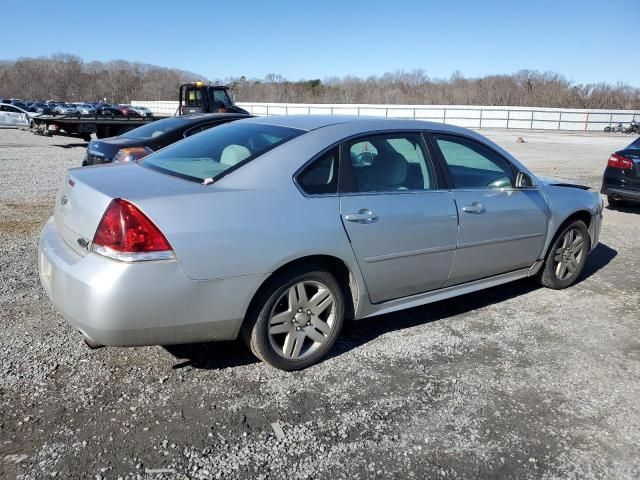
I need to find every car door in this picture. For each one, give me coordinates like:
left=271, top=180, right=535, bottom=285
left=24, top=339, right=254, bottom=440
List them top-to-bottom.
left=0, top=105, right=9, bottom=126
left=4, top=105, right=29, bottom=127
left=339, top=132, right=458, bottom=303
left=430, top=133, right=548, bottom=286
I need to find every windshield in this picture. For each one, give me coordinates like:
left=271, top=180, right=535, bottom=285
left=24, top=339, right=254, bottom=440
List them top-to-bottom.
left=121, top=117, right=191, bottom=140
left=140, top=122, right=304, bottom=183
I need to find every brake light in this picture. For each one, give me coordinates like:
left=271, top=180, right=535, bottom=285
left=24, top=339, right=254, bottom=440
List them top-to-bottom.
left=113, top=146, right=153, bottom=163
left=607, top=153, right=634, bottom=169
left=91, top=199, right=174, bottom=262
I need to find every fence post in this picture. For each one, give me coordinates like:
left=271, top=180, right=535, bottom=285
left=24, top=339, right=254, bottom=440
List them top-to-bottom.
left=266, top=105, right=269, bottom=116
left=285, top=106, right=288, bottom=115
left=330, top=106, right=334, bottom=115
left=357, top=106, right=360, bottom=117
left=385, top=107, right=388, bottom=118
left=413, top=108, right=416, bottom=119
left=443, top=108, right=447, bottom=124
left=479, top=109, right=483, bottom=129
left=507, top=110, right=510, bottom=129
left=530, top=111, right=533, bottom=130
left=558, top=111, right=562, bottom=130
left=585, top=112, right=589, bottom=132
left=609, top=113, right=613, bottom=127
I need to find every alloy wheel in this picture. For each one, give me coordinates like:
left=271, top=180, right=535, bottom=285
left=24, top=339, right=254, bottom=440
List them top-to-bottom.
left=553, top=228, right=585, bottom=281
left=267, top=280, right=336, bottom=360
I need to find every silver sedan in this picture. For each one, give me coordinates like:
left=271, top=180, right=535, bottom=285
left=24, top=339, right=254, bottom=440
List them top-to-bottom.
left=39, top=116, right=603, bottom=370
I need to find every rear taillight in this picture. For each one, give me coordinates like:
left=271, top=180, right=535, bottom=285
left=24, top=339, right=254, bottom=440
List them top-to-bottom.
left=113, top=146, right=153, bottom=163
left=607, top=153, right=634, bottom=169
left=91, top=199, right=174, bottom=262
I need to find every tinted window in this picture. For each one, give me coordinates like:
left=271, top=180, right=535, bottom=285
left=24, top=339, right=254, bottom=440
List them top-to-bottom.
left=121, top=117, right=191, bottom=140
left=141, top=122, right=304, bottom=183
left=184, top=122, right=222, bottom=137
left=346, top=133, right=436, bottom=193
left=434, top=135, right=514, bottom=189
left=627, top=137, right=640, bottom=150
left=297, top=148, right=339, bottom=195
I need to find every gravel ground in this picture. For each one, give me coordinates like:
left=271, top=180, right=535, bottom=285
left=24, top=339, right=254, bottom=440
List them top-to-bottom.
left=1, top=128, right=639, bottom=480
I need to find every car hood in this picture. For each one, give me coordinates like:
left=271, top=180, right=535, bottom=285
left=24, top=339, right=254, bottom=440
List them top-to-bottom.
left=537, top=176, right=590, bottom=190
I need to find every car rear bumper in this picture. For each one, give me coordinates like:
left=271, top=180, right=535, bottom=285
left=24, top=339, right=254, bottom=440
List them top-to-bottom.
left=601, top=186, right=640, bottom=202
left=38, top=218, right=265, bottom=347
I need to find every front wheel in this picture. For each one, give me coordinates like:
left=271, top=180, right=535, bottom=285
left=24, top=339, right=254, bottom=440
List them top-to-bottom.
left=604, top=126, right=612, bottom=133
left=536, top=220, right=590, bottom=289
left=242, top=266, right=345, bottom=370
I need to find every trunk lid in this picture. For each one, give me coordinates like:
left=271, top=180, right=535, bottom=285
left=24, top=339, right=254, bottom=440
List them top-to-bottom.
left=53, top=163, right=202, bottom=256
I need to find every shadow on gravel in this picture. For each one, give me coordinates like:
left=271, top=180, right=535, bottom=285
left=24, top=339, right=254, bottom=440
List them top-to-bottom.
left=54, top=142, right=88, bottom=149
left=606, top=204, right=640, bottom=215
left=578, top=242, right=617, bottom=282
left=165, top=243, right=616, bottom=370
left=164, top=340, right=257, bottom=371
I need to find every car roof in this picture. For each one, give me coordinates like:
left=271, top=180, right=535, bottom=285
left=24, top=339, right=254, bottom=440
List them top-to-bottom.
left=240, top=114, right=473, bottom=134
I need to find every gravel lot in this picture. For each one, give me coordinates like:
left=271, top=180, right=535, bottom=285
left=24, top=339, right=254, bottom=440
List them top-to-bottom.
left=1, top=128, right=639, bottom=480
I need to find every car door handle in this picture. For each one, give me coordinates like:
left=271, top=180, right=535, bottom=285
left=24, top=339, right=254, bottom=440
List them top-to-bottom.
left=462, top=202, right=486, bottom=214
left=345, top=209, right=379, bottom=224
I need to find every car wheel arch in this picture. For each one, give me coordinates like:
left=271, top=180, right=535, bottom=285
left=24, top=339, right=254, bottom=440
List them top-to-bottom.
left=543, top=210, right=593, bottom=259
left=241, top=255, right=359, bottom=330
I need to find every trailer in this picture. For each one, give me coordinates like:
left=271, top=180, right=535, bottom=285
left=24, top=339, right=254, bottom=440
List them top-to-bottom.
left=29, top=83, right=248, bottom=141
left=30, top=114, right=163, bottom=140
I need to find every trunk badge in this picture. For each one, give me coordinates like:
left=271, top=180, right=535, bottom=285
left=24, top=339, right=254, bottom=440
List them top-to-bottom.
left=77, top=238, right=89, bottom=250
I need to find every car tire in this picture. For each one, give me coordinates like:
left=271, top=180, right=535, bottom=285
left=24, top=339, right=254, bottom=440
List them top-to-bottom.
left=607, top=195, right=623, bottom=207
left=536, top=220, right=590, bottom=289
left=242, top=266, right=345, bottom=371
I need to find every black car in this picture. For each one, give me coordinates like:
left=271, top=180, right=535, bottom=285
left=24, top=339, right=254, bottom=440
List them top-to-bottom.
left=82, top=113, right=251, bottom=166
left=601, top=136, right=640, bottom=207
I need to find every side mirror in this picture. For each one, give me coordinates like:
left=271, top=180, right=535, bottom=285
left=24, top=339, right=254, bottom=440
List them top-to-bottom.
left=516, top=171, right=536, bottom=188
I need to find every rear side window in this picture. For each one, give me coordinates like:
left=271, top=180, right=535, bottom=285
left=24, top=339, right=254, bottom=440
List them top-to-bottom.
left=141, top=122, right=304, bottom=183
left=345, top=133, right=436, bottom=193
left=433, top=135, right=514, bottom=189
left=297, top=147, right=339, bottom=195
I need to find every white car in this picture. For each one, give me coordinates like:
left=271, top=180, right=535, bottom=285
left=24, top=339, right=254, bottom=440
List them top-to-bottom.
left=0, top=103, right=36, bottom=127
left=74, top=103, right=97, bottom=115
left=128, top=105, right=154, bottom=117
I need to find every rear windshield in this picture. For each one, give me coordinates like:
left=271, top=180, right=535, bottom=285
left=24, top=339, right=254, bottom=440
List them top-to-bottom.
left=121, top=117, right=190, bottom=140
left=140, top=122, right=304, bottom=183
left=627, top=137, right=640, bottom=150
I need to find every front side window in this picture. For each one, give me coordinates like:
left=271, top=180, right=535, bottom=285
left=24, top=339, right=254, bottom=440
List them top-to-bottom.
left=141, top=122, right=304, bottom=183
left=346, top=133, right=436, bottom=193
left=434, top=135, right=514, bottom=189
left=297, top=147, right=339, bottom=195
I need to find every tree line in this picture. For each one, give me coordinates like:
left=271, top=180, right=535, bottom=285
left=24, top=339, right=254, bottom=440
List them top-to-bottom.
left=1, top=54, right=638, bottom=110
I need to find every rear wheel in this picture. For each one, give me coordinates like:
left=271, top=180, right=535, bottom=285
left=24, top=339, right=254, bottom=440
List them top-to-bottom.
left=607, top=195, right=624, bottom=207
left=536, top=220, right=590, bottom=289
left=242, top=266, right=345, bottom=370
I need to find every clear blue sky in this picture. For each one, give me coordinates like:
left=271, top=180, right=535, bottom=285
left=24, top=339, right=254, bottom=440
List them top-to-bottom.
left=2, top=0, right=639, bottom=86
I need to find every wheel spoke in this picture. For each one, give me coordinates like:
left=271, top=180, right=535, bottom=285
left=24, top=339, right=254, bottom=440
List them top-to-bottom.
left=571, top=236, right=583, bottom=252
left=567, top=259, right=577, bottom=274
left=556, top=260, right=567, bottom=279
left=294, top=283, right=308, bottom=305
left=287, top=286, right=299, bottom=310
left=308, top=288, right=333, bottom=316
left=270, top=310, right=292, bottom=327
left=311, top=317, right=332, bottom=335
left=269, top=322, right=292, bottom=335
left=305, top=328, right=326, bottom=345
left=290, top=332, right=304, bottom=358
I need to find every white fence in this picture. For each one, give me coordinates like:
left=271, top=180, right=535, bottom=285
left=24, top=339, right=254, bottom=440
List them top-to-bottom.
left=131, top=100, right=640, bottom=132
